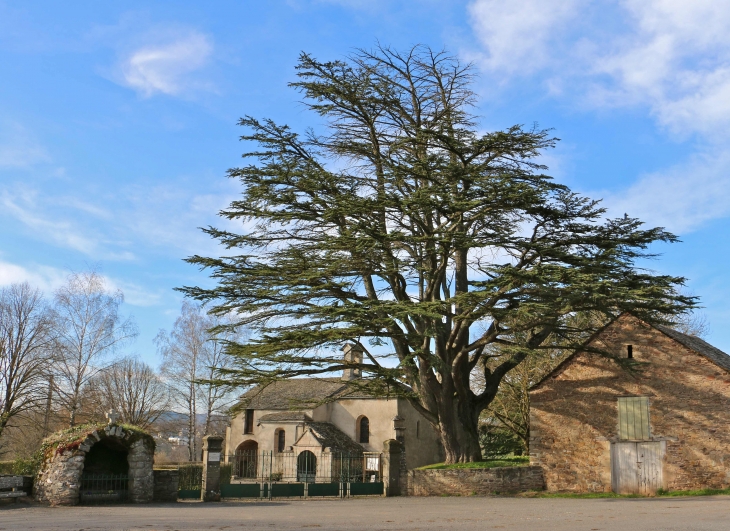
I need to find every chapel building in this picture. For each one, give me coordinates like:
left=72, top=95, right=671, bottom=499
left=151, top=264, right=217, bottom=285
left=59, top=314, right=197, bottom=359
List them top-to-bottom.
left=225, top=344, right=442, bottom=481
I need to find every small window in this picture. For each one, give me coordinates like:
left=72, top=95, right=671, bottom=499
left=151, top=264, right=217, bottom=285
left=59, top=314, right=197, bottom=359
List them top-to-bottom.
left=627, top=345, right=633, bottom=359
left=618, top=397, right=650, bottom=440
left=244, top=409, right=254, bottom=434
left=359, top=416, right=370, bottom=444
left=416, top=420, right=420, bottom=439
left=277, top=429, right=286, bottom=453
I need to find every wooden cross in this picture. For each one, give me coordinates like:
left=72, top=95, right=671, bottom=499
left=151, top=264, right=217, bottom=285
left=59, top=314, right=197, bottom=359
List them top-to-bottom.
left=106, top=409, right=120, bottom=425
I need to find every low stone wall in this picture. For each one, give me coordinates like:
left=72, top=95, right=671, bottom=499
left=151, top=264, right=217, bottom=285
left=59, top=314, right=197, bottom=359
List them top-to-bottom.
left=407, top=466, right=544, bottom=496
left=153, top=470, right=179, bottom=502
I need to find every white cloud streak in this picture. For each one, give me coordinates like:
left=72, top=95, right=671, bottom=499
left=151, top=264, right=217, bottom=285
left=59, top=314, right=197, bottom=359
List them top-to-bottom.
left=119, top=31, right=213, bottom=97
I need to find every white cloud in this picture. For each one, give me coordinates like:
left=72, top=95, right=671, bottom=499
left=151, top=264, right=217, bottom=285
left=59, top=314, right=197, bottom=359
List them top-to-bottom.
left=467, top=0, right=581, bottom=76
left=467, top=0, right=730, bottom=137
left=590, top=0, right=730, bottom=136
left=466, top=1, right=730, bottom=233
left=119, top=31, right=213, bottom=97
left=600, top=148, right=730, bottom=234
left=0, top=260, right=67, bottom=293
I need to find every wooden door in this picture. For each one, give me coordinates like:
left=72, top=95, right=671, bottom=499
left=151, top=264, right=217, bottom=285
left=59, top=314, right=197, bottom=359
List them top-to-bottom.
left=611, top=441, right=664, bottom=494
left=637, top=441, right=664, bottom=494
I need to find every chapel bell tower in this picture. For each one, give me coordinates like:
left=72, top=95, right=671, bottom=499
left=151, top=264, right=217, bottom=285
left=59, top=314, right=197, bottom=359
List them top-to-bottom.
left=342, top=343, right=364, bottom=381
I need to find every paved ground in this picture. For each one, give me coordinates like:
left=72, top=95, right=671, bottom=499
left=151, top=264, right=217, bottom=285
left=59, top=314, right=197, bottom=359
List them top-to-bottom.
left=2, top=496, right=730, bottom=531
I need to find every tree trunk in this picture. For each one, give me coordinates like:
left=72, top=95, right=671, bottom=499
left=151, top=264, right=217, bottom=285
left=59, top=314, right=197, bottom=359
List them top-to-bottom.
left=438, top=401, right=483, bottom=463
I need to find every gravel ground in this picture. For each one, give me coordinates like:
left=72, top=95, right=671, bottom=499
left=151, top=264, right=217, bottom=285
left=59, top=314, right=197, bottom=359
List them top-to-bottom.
left=2, top=495, right=730, bottom=531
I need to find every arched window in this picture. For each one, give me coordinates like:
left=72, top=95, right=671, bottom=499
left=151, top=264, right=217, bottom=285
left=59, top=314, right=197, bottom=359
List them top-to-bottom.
left=359, top=416, right=370, bottom=444
left=276, top=428, right=286, bottom=453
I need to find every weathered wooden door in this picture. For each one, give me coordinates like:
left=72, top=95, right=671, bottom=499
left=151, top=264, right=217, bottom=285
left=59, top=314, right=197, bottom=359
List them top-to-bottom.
left=611, top=441, right=665, bottom=494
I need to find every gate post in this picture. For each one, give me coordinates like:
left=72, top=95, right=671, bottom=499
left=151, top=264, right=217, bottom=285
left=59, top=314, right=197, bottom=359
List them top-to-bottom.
left=201, top=435, right=224, bottom=502
left=382, top=439, right=402, bottom=496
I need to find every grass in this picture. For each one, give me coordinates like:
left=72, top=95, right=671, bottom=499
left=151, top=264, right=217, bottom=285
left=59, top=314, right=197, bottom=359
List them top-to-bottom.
left=418, top=456, right=529, bottom=470
left=523, top=487, right=730, bottom=499
left=657, top=487, right=730, bottom=497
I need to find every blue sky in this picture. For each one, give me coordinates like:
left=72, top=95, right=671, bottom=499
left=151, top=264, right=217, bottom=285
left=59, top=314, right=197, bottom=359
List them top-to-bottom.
left=2, top=0, right=729, bottom=364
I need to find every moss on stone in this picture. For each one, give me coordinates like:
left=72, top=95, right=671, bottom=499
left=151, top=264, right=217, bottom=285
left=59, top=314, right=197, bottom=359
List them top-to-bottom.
left=37, top=422, right=154, bottom=461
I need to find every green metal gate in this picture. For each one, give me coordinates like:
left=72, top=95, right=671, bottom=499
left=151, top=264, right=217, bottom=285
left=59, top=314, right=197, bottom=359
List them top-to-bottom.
left=220, top=451, right=384, bottom=499
left=178, top=463, right=203, bottom=499
left=79, top=474, right=129, bottom=504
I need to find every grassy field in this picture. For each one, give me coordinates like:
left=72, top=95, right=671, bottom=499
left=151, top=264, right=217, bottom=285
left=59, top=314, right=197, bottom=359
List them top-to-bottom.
left=418, top=457, right=529, bottom=470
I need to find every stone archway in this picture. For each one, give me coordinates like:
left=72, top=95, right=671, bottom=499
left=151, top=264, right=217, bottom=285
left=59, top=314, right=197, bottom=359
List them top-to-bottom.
left=35, top=424, right=155, bottom=506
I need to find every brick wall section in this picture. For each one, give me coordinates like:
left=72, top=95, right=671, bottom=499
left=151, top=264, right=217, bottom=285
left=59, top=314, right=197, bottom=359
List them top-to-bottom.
left=530, top=314, right=730, bottom=492
left=407, top=466, right=544, bottom=496
left=153, top=470, right=179, bottom=502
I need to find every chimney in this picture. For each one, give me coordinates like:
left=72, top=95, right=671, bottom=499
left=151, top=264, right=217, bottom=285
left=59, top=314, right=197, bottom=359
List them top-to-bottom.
left=342, top=343, right=364, bottom=381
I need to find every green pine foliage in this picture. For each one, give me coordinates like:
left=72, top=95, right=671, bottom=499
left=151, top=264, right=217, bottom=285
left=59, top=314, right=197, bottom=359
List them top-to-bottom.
left=181, top=45, right=695, bottom=463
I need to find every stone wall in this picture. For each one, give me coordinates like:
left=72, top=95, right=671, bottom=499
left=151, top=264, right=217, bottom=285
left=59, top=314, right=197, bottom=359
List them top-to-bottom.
left=530, top=314, right=730, bottom=492
left=35, top=424, right=155, bottom=506
left=407, top=466, right=544, bottom=496
left=153, top=469, right=179, bottom=502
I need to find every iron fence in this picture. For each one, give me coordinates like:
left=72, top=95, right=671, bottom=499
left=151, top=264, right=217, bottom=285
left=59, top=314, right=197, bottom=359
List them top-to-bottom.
left=225, top=450, right=381, bottom=484
left=219, top=451, right=383, bottom=498
left=79, top=474, right=128, bottom=504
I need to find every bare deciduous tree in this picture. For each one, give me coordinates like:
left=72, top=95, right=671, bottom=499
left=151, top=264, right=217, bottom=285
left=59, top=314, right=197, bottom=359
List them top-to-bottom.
left=51, top=271, right=137, bottom=427
left=0, top=283, right=54, bottom=449
left=156, top=300, right=240, bottom=461
left=84, top=356, right=170, bottom=429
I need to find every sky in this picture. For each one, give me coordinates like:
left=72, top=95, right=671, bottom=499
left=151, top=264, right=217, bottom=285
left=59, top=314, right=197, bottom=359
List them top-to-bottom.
left=2, top=0, right=730, bottom=364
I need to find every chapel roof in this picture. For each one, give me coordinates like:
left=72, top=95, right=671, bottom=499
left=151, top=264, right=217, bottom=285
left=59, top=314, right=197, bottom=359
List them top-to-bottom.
left=238, top=378, right=347, bottom=410
left=299, top=421, right=364, bottom=453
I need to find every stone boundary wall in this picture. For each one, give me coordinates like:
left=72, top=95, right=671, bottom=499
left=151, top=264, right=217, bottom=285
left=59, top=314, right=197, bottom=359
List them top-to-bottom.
left=407, top=466, right=544, bottom=496
left=153, top=470, right=179, bottom=502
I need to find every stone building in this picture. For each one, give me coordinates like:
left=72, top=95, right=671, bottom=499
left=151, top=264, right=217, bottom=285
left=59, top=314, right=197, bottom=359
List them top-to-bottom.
left=530, top=313, right=730, bottom=494
left=225, top=344, right=442, bottom=481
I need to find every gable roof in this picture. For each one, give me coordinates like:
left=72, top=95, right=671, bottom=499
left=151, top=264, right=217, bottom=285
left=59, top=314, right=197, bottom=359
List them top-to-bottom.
left=530, top=313, right=730, bottom=391
left=654, top=325, right=730, bottom=372
left=239, top=378, right=347, bottom=410
left=295, top=421, right=364, bottom=453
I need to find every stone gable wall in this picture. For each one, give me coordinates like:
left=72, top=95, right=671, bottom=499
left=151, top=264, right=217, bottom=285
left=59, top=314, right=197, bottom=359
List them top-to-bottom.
left=530, top=314, right=730, bottom=492
left=407, top=466, right=544, bottom=496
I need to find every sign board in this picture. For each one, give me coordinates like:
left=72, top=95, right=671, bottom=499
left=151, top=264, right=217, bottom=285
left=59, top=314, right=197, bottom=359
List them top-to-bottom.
left=208, top=452, right=221, bottom=462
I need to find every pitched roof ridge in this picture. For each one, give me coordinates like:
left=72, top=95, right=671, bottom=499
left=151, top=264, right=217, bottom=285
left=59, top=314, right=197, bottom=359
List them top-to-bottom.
left=530, top=313, right=730, bottom=392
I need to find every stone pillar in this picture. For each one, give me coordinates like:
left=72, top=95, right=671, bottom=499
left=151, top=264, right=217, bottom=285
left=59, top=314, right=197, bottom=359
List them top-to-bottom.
left=201, top=435, right=224, bottom=502
left=128, top=437, right=155, bottom=503
left=382, top=439, right=402, bottom=497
